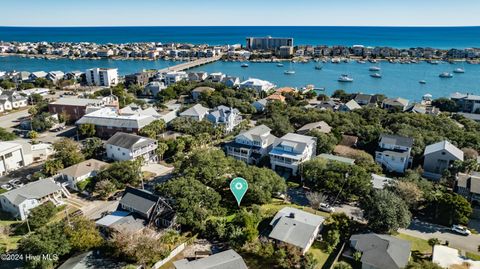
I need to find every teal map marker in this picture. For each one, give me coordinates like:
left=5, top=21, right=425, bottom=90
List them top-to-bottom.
left=230, top=177, right=248, bottom=206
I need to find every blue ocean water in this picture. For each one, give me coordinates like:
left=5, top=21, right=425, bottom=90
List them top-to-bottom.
left=1, top=26, right=480, bottom=48
left=1, top=55, right=479, bottom=100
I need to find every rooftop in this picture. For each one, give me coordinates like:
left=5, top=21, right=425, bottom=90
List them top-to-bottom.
left=76, top=107, right=155, bottom=129
left=106, top=132, right=156, bottom=150
left=379, top=134, right=414, bottom=148
left=424, top=140, right=464, bottom=161
left=318, top=153, right=355, bottom=165
left=58, top=159, right=108, bottom=178
left=0, top=179, right=63, bottom=206
left=173, top=249, right=248, bottom=269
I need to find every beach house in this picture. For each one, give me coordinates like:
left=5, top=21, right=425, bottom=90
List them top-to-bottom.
left=224, top=125, right=277, bottom=164
left=105, top=132, right=158, bottom=163
left=269, top=133, right=317, bottom=176
left=375, top=134, right=413, bottom=174
left=423, top=140, right=464, bottom=180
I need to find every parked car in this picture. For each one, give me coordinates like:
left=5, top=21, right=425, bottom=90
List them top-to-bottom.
left=11, top=180, right=24, bottom=188
left=1, top=184, right=13, bottom=191
left=319, top=203, right=335, bottom=213
left=451, top=225, right=471, bottom=236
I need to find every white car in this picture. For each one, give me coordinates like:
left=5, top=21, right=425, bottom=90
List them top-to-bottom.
left=1, top=184, right=13, bottom=191
left=319, top=203, right=335, bottom=213
left=452, top=225, right=471, bottom=236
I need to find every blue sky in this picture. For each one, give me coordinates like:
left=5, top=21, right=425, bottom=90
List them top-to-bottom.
left=2, top=0, right=480, bottom=26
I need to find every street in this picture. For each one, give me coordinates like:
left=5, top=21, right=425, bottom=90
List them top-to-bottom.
left=0, top=109, right=29, bottom=130
left=400, top=219, right=480, bottom=254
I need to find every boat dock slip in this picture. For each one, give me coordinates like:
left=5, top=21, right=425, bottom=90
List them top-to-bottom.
left=158, top=54, right=223, bottom=73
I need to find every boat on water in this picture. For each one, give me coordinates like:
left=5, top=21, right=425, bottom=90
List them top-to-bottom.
left=331, top=58, right=341, bottom=64
left=369, top=59, right=378, bottom=63
left=357, top=60, right=366, bottom=64
left=429, top=60, right=440, bottom=65
left=241, top=63, right=249, bottom=68
left=276, top=63, right=284, bottom=67
left=369, top=66, right=381, bottom=71
left=453, top=68, right=465, bottom=73
left=284, top=70, right=296, bottom=75
left=439, top=72, right=453, bottom=78
left=370, top=73, right=382, bottom=78
left=338, top=74, right=354, bottom=82
left=419, top=80, right=427, bottom=84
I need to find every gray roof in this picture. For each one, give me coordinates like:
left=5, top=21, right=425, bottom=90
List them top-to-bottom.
left=192, top=86, right=215, bottom=93
left=51, top=97, right=105, bottom=107
left=382, top=97, right=409, bottom=107
left=343, top=99, right=362, bottom=111
left=179, top=104, right=209, bottom=118
left=208, top=106, right=240, bottom=123
left=76, top=107, right=156, bottom=129
left=297, top=121, right=332, bottom=134
left=236, top=124, right=277, bottom=145
left=106, top=132, right=155, bottom=150
left=271, top=133, right=316, bottom=156
left=379, top=134, right=414, bottom=148
left=424, top=140, right=464, bottom=161
left=318, top=154, right=355, bottom=165
left=58, top=159, right=108, bottom=178
left=457, top=172, right=480, bottom=194
left=0, top=179, right=63, bottom=206
left=118, top=187, right=159, bottom=218
left=269, top=207, right=325, bottom=250
left=350, top=233, right=411, bottom=269
left=173, top=249, right=248, bottom=269
left=57, top=251, right=127, bottom=269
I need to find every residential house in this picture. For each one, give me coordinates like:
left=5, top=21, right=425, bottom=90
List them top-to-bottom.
left=85, top=68, right=118, bottom=87
left=29, top=71, right=48, bottom=81
left=46, top=71, right=65, bottom=82
left=64, top=71, right=83, bottom=81
left=124, top=71, right=156, bottom=87
left=164, top=71, right=187, bottom=86
left=187, top=71, right=208, bottom=82
left=206, top=72, right=225, bottom=83
left=221, top=76, right=241, bottom=88
left=239, top=78, right=276, bottom=94
left=142, top=81, right=166, bottom=97
left=191, top=86, right=215, bottom=101
left=0, top=91, right=27, bottom=109
left=450, top=92, right=480, bottom=113
left=266, top=93, right=286, bottom=103
left=354, top=93, right=377, bottom=106
left=0, top=96, right=12, bottom=112
left=49, top=96, right=118, bottom=121
left=382, top=97, right=409, bottom=111
left=252, top=98, right=268, bottom=113
left=339, top=99, right=362, bottom=112
left=317, top=100, right=340, bottom=111
left=179, top=104, right=209, bottom=121
left=207, top=106, right=242, bottom=133
left=76, top=107, right=156, bottom=138
left=296, top=121, right=332, bottom=135
left=224, top=125, right=277, bottom=164
left=105, top=132, right=158, bottom=163
left=269, top=133, right=317, bottom=176
left=375, top=134, right=413, bottom=174
left=423, top=140, right=464, bottom=180
left=0, top=142, right=27, bottom=176
left=58, top=159, right=109, bottom=191
left=455, top=172, right=480, bottom=204
left=0, top=179, right=68, bottom=220
left=269, top=207, right=325, bottom=254
left=348, top=233, right=411, bottom=269
left=432, top=245, right=480, bottom=269
left=174, top=249, right=248, bottom=269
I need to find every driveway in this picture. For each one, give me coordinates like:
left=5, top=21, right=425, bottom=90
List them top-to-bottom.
left=0, top=109, right=29, bottom=130
left=400, top=219, right=480, bottom=254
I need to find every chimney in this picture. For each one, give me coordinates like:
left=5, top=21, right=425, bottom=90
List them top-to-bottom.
left=289, top=212, right=295, bottom=219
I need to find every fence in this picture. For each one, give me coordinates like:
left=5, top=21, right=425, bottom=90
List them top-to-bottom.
left=152, top=242, right=187, bottom=269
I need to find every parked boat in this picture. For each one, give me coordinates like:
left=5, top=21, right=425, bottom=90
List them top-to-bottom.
left=331, top=58, right=341, bottom=64
left=369, top=59, right=378, bottom=63
left=357, top=60, right=366, bottom=64
left=429, top=60, right=440, bottom=65
left=241, top=63, right=249, bottom=68
left=276, top=63, right=284, bottom=67
left=369, top=66, right=381, bottom=71
left=453, top=68, right=465, bottom=73
left=284, top=70, right=296, bottom=75
left=439, top=72, right=453, bottom=78
left=370, top=73, right=382, bottom=78
left=338, top=74, right=354, bottom=82
left=419, top=80, right=427, bottom=84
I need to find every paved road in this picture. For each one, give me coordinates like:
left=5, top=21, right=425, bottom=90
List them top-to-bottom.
left=0, top=109, right=29, bottom=130
left=400, top=219, right=480, bottom=254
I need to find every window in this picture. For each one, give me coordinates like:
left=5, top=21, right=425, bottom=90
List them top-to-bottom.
left=4, top=153, right=12, bottom=158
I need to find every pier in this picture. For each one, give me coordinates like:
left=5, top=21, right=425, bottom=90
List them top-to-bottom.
left=158, top=54, right=223, bottom=73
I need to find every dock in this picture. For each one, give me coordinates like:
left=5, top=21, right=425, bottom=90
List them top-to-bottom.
left=158, top=54, right=223, bottom=73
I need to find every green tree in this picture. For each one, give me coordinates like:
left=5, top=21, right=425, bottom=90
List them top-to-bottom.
left=0, top=79, right=15, bottom=89
left=432, top=98, right=459, bottom=112
left=138, top=120, right=166, bottom=139
left=78, top=123, right=96, bottom=137
left=0, top=127, right=17, bottom=141
left=27, top=130, right=38, bottom=139
left=307, top=130, right=338, bottom=154
left=82, top=137, right=104, bottom=159
left=52, top=138, right=85, bottom=167
left=156, top=142, right=168, bottom=160
left=43, top=158, right=64, bottom=176
left=95, top=160, right=142, bottom=189
left=95, top=179, right=117, bottom=199
left=360, top=189, right=411, bottom=233
left=428, top=192, right=472, bottom=226
left=28, top=201, right=57, bottom=230
left=65, top=216, right=103, bottom=251
left=428, top=238, right=441, bottom=253
left=405, top=260, right=443, bottom=269
left=333, top=261, right=353, bottom=269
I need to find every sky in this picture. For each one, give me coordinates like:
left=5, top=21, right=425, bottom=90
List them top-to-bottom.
left=2, top=0, right=480, bottom=27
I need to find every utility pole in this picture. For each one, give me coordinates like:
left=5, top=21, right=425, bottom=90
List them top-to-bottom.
left=332, top=172, right=349, bottom=205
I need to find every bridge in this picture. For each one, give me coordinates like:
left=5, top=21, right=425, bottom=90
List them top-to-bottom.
left=158, top=54, right=223, bottom=73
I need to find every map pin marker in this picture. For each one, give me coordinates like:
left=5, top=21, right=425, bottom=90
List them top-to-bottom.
left=230, top=177, right=248, bottom=206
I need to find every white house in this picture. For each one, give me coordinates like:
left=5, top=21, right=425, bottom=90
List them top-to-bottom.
left=85, top=68, right=118, bottom=87
left=46, top=71, right=65, bottom=82
left=164, top=71, right=187, bottom=86
left=206, top=72, right=226, bottom=83
left=239, top=78, right=276, bottom=94
left=382, top=97, right=410, bottom=111
left=339, top=99, right=362, bottom=112
left=179, top=104, right=209, bottom=121
left=207, top=106, right=242, bottom=133
left=225, top=125, right=277, bottom=164
left=106, top=132, right=158, bottom=163
left=269, top=133, right=317, bottom=176
left=375, top=134, right=414, bottom=174
left=423, top=140, right=464, bottom=180
left=0, top=142, right=27, bottom=176
left=58, top=159, right=109, bottom=191
left=0, top=179, right=68, bottom=220
left=269, top=207, right=325, bottom=254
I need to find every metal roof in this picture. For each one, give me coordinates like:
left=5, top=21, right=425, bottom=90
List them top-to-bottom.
left=106, top=132, right=155, bottom=150
left=424, top=140, right=464, bottom=161
left=0, top=179, right=63, bottom=206
left=173, top=249, right=248, bottom=269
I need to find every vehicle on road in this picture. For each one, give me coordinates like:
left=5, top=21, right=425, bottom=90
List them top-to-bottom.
left=11, top=179, right=24, bottom=188
left=1, top=184, right=13, bottom=191
left=319, top=203, right=335, bottom=213
left=451, top=225, right=471, bottom=236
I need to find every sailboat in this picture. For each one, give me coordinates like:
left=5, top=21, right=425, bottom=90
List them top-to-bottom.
left=284, top=61, right=295, bottom=75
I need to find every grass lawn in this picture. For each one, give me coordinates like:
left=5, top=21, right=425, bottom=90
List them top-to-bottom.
left=260, top=198, right=330, bottom=219
left=0, top=217, right=23, bottom=251
left=394, top=233, right=431, bottom=254
left=308, top=241, right=330, bottom=268
left=467, top=252, right=480, bottom=261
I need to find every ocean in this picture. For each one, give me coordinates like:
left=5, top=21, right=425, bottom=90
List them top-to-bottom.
left=1, top=26, right=480, bottom=48
left=1, top=26, right=480, bottom=100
